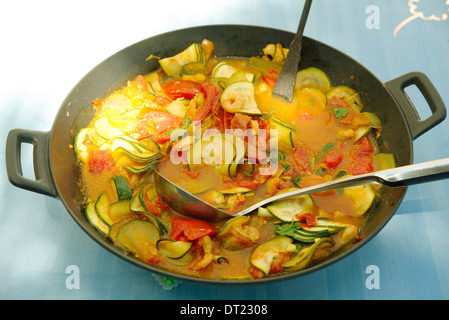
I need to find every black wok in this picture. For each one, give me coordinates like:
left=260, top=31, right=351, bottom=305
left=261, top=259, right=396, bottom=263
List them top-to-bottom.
left=5, top=25, right=446, bottom=284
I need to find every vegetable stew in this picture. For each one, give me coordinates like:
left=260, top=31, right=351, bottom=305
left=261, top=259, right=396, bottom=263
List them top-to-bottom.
left=73, top=39, right=395, bottom=280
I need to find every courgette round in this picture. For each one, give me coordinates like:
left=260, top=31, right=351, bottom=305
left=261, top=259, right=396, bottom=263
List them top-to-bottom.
left=159, top=43, right=205, bottom=77
left=295, top=67, right=331, bottom=92
left=74, top=128, right=90, bottom=162
left=110, top=174, right=132, bottom=201
left=339, top=175, right=376, bottom=216
left=95, top=193, right=113, bottom=226
left=266, top=194, right=315, bottom=222
left=85, top=200, right=110, bottom=236
left=216, top=216, right=251, bottom=237
left=113, top=218, right=160, bottom=260
left=250, top=236, right=296, bottom=275
left=282, top=237, right=334, bottom=271
left=156, top=238, right=193, bottom=259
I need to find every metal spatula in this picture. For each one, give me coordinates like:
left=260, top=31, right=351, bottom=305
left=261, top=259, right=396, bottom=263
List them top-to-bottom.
left=272, top=0, right=313, bottom=102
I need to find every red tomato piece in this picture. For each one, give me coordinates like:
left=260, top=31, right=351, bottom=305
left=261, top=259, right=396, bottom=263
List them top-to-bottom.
left=136, top=75, right=149, bottom=91
left=262, top=75, right=277, bottom=88
left=163, top=80, right=203, bottom=100
left=193, top=83, right=220, bottom=122
left=154, top=95, right=172, bottom=107
left=143, top=111, right=184, bottom=134
left=355, top=136, right=374, bottom=154
left=293, top=142, right=313, bottom=174
left=88, top=150, right=115, bottom=174
left=322, top=151, right=343, bottom=169
left=348, top=156, right=373, bottom=175
left=236, top=180, right=260, bottom=190
left=296, top=212, right=317, bottom=227
left=170, top=218, right=217, bottom=242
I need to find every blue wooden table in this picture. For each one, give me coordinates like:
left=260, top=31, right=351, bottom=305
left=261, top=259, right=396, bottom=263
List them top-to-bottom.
left=1, top=0, right=449, bottom=300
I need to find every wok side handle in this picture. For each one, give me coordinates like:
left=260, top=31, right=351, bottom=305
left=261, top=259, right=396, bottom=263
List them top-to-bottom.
left=385, top=72, right=446, bottom=140
left=5, top=129, right=58, bottom=198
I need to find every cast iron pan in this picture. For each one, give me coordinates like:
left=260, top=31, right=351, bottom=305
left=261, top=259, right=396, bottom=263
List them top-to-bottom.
left=5, top=25, right=446, bottom=284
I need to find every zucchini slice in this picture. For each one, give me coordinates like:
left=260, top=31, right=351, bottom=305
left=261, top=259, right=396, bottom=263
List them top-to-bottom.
left=159, top=43, right=205, bottom=77
left=211, top=61, right=236, bottom=78
left=211, top=62, right=255, bottom=83
left=295, top=67, right=331, bottom=92
left=220, top=81, right=262, bottom=115
left=326, top=86, right=363, bottom=112
left=297, top=87, right=327, bottom=112
left=165, top=98, right=189, bottom=118
left=353, top=112, right=381, bottom=143
left=270, top=116, right=295, bottom=148
left=94, top=117, right=124, bottom=140
left=353, top=126, right=371, bottom=143
left=74, top=128, right=90, bottom=162
left=86, top=128, right=107, bottom=147
left=224, top=133, right=246, bottom=177
left=374, top=153, right=396, bottom=171
left=124, top=161, right=160, bottom=175
left=110, top=174, right=132, bottom=201
left=337, top=174, right=376, bottom=216
left=343, top=184, right=376, bottom=216
left=134, top=185, right=169, bottom=235
left=219, top=187, right=254, bottom=195
left=201, top=189, right=227, bottom=208
left=130, top=191, right=146, bottom=213
left=95, top=193, right=113, bottom=226
left=266, top=194, right=315, bottom=222
left=85, top=200, right=110, bottom=236
left=109, top=200, right=131, bottom=220
left=216, top=216, right=251, bottom=237
left=113, top=218, right=160, bottom=260
left=274, top=218, right=347, bottom=243
left=250, top=236, right=296, bottom=275
left=282, top=237, right=334, bottom=271
left=156, top=238, right=193, bottom=259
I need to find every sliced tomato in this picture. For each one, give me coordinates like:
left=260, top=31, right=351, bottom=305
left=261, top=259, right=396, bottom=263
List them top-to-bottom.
left=136, top=75, right=149, bottom=91
left=262, top=75, right=277, bottom=88
left=163, top=80, right=203, bottom=100
left=193, top=83, right=220, bottom=122
left=154, top=95, right=172, bottom=107
left=142, top=111, right=184, bottom=134
left=293, top=142, right=313, bottom=174
left=87, top=150, right=115, bottom=174
left=322, top=151, right=343, bottom=169
left=348, top=155, right=373, bottom=175
left=236, top=179, right=259, bottom=190
left=296, top=212, right=317, bottom=227
left=170, top=217, right=217, bottom=242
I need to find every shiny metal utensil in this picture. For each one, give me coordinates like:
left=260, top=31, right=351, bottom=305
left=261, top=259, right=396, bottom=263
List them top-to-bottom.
left=272, top=0, right=313, bottom=102
left=154, top=157, right=449, bottom=221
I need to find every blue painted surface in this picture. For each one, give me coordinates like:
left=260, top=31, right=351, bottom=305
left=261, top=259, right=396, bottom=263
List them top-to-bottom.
left=1, top=0, right=449, bottom=300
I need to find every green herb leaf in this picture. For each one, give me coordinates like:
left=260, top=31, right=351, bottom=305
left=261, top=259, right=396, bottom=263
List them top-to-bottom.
left=332, top=108, right=349, bottom=120
left=292, top=174, right=303, bottom=187
left=273, top=222, right=301, bottom=238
